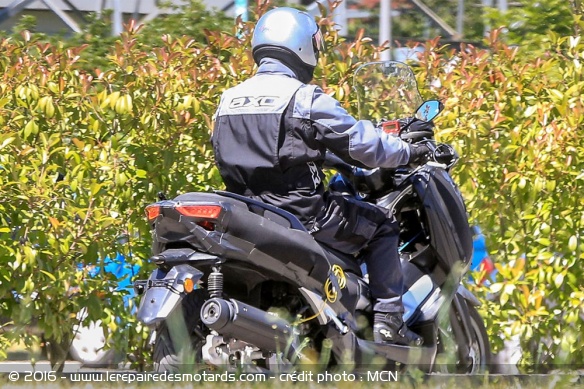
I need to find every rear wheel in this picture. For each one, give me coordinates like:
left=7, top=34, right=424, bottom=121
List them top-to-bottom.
left=153, top=290, right=206, bottom=372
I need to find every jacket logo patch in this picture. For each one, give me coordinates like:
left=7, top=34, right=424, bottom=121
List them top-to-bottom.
left=229, top=96, right=278, bottom=109
left=308, top=162, right=322, bottom=189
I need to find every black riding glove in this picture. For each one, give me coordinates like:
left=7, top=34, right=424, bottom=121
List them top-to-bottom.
left=400, top=119, right=435, bottom=142
left=408, top=143, right=431, bottom=165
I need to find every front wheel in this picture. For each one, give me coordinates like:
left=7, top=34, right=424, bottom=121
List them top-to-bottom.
left=152, top=290, right=206, bottom=372
left=437, top=299, right=491, bottom=374
left=463, top=303, right=491, bottom=373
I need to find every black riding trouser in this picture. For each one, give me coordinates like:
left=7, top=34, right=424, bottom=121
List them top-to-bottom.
left=311, top=193, right=404, bottom=314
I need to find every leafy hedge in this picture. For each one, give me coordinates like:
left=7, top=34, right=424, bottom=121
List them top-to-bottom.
left=0, top=2, right=582, bottom=371
left=0, top=6, right=380, bottom=368
left=0, top=26, right=241, bottom=367
left=419, top=30, right=584, bottom=368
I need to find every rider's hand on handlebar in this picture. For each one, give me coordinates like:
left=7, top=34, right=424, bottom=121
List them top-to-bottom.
left=400, top=119, right=435, bottom=142
left=408, top=143, right=431, bottom=165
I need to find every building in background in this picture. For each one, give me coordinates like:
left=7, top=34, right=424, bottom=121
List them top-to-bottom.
left=0, top=0, right=513, bottom=57
left=0, top=0, right=235, bottom=35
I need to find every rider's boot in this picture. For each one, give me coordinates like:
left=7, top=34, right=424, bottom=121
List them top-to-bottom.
left=373, top=312, right=423, bottom=346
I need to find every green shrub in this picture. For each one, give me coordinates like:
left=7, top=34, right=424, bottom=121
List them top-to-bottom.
left=0, top=3, right=379, bottom=369
left=0, top=26, right=237, bottom=368
left=416, top=30, right=584, bottom=369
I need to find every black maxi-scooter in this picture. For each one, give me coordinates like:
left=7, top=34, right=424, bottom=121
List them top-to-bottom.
left=134, top=60, right=491, bottom=374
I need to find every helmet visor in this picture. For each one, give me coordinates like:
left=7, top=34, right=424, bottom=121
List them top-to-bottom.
left=312, top=29, right=324, bottom=59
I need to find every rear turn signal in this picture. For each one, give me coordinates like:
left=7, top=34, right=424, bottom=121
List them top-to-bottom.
left=145, top=205, right=161, bottom=221
left=175, top=205, right=222, bottom=219
left=184, top=278, right=195, bottom=293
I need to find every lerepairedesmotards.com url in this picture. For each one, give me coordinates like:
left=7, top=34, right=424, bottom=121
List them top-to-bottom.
left=68, top=371, right=267, bottom=383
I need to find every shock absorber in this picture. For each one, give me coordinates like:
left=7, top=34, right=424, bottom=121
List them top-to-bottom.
left=207, top=266, right=223, bottom=298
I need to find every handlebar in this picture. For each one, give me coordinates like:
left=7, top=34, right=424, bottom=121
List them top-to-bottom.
left=325, top=141, right=458, bottom=199
left=325, top=141, right=457, bottom=177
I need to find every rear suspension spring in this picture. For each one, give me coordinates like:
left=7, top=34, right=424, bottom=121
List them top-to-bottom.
left=208, top=267, right=223, bottom=298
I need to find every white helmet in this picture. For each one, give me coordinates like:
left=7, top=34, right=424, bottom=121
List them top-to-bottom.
left=252, top=7, right=324, bottom=82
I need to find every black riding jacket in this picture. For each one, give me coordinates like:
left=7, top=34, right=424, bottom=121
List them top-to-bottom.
left=211, top=58, right=411, bottom=227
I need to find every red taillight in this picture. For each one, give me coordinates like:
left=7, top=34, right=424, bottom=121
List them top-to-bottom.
left=145, top=205, right=161, bottom=221
left=175, top=205, right=222, bottom=219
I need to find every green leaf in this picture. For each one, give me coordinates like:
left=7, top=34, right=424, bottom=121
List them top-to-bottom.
left=549, top=89, right=564, bottom=100
left=523, top=105, right=537, bottom=118
left=23, top=120, right=38, bottom=138
left=0, top=136, right=15, bottom=149
left=568, top=235, right=578, bottom=251
left=536, top=238, right=551, bottom=247
left=40, top=270, right=57, bottom=282
left=554, top=273, right=565, bottom=288
left=490, top=283, right=503, bottom=294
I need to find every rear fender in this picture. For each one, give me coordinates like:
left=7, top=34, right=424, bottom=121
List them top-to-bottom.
left=135, top=264, right=203, bottom=327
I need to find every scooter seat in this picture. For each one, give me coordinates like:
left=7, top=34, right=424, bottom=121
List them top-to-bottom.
left=214, top=190, right=307, bottom=231
left=215, top=191, right=362, bottom=275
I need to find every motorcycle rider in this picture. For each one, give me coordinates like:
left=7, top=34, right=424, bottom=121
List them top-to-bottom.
left=211, top=7, right=429, bottom=346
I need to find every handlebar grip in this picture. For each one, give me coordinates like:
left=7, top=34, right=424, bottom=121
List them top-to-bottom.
left=433, top=144, right=458, bottom=165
